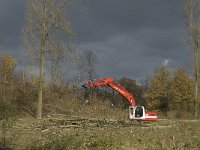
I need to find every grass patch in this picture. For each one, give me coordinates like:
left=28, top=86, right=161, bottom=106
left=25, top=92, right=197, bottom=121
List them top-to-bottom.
left=28, top=131, right=117, bottom=150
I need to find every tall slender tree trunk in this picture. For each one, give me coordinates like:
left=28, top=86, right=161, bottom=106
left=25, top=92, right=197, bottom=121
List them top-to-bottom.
left=23, top=0, right=73, bottom=118
left=184, top=0, right=200, bottom=119
left=36, top=34, right=45, bottom=119
left=194, top=47, right=199, bottom=118
left=3, top=75, right=6, bottom=103
left=195, top=82, right=198, bottom=118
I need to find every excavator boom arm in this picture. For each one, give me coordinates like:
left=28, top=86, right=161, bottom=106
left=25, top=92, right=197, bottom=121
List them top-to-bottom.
left=82, top=77, right=114, bottom=87
left=83, top=77, right=136, bottom=107
left=108, top=82, right=136, bottom=107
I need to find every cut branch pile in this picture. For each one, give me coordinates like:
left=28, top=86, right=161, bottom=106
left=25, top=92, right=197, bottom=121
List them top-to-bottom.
left=10, top=115, right=155, bottom=132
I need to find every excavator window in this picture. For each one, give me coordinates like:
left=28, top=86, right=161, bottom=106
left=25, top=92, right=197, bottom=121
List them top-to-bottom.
left=135, top=106, right=143, bottom=118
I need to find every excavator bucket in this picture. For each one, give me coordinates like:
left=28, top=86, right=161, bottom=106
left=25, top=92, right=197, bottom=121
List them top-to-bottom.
left=82, top=84, right=88, bottom=89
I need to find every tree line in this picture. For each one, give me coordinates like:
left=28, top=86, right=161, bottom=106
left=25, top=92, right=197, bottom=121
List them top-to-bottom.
left=1, top=0, right=200, bottom=119
left=87, top=66, right=195, bottom=118
left=144, top=66, right=195, bottom=118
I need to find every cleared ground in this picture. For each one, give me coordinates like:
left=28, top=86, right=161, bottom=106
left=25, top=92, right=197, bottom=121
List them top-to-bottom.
left=1, top=114, right=200, bottom=150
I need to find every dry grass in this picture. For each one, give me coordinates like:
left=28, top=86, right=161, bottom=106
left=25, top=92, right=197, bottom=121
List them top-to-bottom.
left=1, top=93, right=200, bottom=150
left=1, top=115, right=200, bottom=150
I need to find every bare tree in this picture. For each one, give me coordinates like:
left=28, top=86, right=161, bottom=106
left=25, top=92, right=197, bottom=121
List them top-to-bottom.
left=22, top=0, right=73, bottom=119
left=184, top=0, right=200, bottom=118
left=48, top=39, right=65, bottom=92
left=79, top=50, right=97, bottom=80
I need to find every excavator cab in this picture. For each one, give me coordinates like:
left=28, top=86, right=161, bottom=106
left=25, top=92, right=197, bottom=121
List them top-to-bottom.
left=129, top=106, right=145, bottom=120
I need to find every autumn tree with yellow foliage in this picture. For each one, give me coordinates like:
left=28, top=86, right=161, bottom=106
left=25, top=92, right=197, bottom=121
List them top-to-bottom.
left=0, top=54, right=17, bottom=102
left=0, top=54, right=16, bottom=81
left=143, top=66, right=170, bottom=112
left=144, top=66, right=195, bottom=116
left=169, top=68, right=194, bottom=112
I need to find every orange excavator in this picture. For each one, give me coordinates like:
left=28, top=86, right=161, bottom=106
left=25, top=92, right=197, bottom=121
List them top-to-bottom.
left=82, top=77, right=157, bottom=121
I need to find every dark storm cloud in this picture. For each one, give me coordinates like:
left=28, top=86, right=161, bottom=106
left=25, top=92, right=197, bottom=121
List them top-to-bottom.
left=0, top=0, right=191, bottom=81
left=0, top=0, right=24, bottom=49
left=69, top=0, right=190, bottom=80
left=71, top=0, right=184, bottom=43
left=79, top=27, right=189, bottom=79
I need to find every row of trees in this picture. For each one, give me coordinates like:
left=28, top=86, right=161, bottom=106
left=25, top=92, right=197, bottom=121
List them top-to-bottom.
left=0, top=51, right=96, bottom=120
left=0, top=54, right=197, bottom=118
left=144, top=66, right=195, bottom=116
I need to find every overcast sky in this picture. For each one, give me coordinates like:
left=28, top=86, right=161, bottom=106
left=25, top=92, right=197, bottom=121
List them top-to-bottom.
left=0, top=0, right=191, bottom=82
